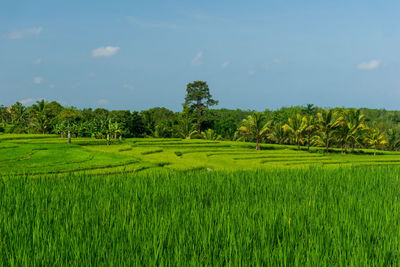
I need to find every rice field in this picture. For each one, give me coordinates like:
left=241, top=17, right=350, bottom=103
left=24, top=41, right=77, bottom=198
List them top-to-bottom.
left=1, top=134, right=400, bottom=265
left=1, top=134, right=400, bottom=176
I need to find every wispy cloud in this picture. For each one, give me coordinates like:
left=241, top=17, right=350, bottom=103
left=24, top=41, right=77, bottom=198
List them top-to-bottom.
left=191, top=14, right=231, bottom=24
left=125, top=16, right=178, bottom=29
left=6, top=27, right=43, bottom=40
left=92, top=46, right=120, bottom=57
left=190, top=51, right=203, bottom=66
left=33, top=58, right=42, bottom=64
left=272, top=58, right=281, bottom=64
left=357, top=60, right=381, bottom=70
left=221, top=61, right=230, bottom=69
left=248, top=70, right=256, bottom=75
left=88, top=72, right=96, bottom=78
left=33, top=77, right=42, bottom=84
left=71, top=82, right=80, bottom=89
left=123, top=83, right=134, bottom=90
left=49, top=84, right=55, bottom=89
left=19, top=98, right=35, bottom=105
left=97, top=99, right=109, bottom=105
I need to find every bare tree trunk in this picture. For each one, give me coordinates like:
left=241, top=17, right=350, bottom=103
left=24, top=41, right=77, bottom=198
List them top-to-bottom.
left=68, top=130, right=71, bottom=144
left=297, top=140, right=300, bottom=151
left=351, top=142, right=355, bottom=153
left=374, top=145, right=376, bottom=156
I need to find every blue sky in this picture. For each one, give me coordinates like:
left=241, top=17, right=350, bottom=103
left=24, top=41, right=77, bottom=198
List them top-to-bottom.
left=1, top=0, right=399, bottom=111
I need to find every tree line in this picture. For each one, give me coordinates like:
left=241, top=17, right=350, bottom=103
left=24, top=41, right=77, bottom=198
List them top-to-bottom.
left=1, top=81, right=400, bottom=153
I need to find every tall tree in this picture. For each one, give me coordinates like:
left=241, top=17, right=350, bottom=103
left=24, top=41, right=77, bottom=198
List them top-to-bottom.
left=183, top=81, right=218, bottom=132
left=29, top=100, right=48, bottom=134
left=0, top=105, right=9, bottom=128
left=59, top=107, right=80, bottom=144
left=315, top=109, right=342, bottom=152
left=343, top=109, right=366, bottom=153
left=238, top=112, right=271, bottom=150
left=282, top=113, right=308, bottom=150
left=303, top=115, right=317, bottom=151
left=364, top=128, right=387, bottom=156
left=387, top=129, right=400, bottom=151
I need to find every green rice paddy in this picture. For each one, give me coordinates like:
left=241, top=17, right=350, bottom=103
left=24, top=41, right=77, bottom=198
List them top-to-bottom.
left=1, top=134, right=400, bottom=265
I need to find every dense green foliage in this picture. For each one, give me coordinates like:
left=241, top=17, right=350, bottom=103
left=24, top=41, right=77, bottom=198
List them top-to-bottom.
left=2, top=97, right=400, bottom=153
left=2, top=135, right=400, bottom=265
left=1, top=167, right=400, bottom=265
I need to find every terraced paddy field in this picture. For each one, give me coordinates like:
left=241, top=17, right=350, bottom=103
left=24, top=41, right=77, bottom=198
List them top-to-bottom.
left=1, top=134, right=400, bottom=176
left=2, top=134, right=400, bottom=265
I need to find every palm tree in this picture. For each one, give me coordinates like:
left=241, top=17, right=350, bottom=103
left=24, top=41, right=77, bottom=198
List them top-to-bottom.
left=30, top=100, right=49, bottom=134
left=0, top=105, right=9, bottom=128
left=315, top=109, right=342, bottom=152
left=344, top=109, right=366, bottom=153
left=238, top=112, right=271, bottom=150
left=282, top=113, right=308, bottom=150
left=303, top=115, right=317, bottom=151
left=268, top=123, right=289, bottom=145
left=364, top=128, right=387, bottom=156
left=387, top=129, right=400, bottom=151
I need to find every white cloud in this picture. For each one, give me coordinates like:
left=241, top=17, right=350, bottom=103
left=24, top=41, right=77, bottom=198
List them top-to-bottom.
left=125, top=16, right=178, bottom=29
left=7, top=27, right=43, bottom=40
left=92, top=46, right=120, bottom=57
left=190, top=51, right=203, bottom=66
left=34, top=58, right=42, bottom=64
left=272, top=58, right=281, bottom=64
left=357, top=60, right=381, bottom=70
left=221, top=61, right=230, bottom=69
left=248, top=70, right=256, bottom=75
left=88, top=72, right=96, bottom=78
left=33, top=77, right=42, bottom=84
left=71, top=82, right=80, bottom=89
left=123, top=83, right=134, bottom=90
left=49, top=84, right=55, bottom=89
left=19, top=98, right=35, bottom=105
left=97, top=99, right=109, bottom=105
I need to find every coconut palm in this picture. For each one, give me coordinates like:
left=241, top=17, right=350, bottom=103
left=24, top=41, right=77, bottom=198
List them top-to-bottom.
left=30, top=100, right=49, bottom=134
left=0, top=105, right=9, bottom=128
left=315, top=109, right=342, bottom=152
left=343, top=109, right=366, bottom=153
left=238, top=112, right=272, bottom=150
left=282, top=113, right=308, bottom=150
left=303, top=115, right=317, bottom=151
left=268, top=123, right=289, bottom=145
left=364, top=128, right=387, bottom=156
left=387, top=129, right=400, bottom=151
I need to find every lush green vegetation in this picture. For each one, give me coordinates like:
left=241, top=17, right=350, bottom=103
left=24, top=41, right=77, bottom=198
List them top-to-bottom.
left=2, top=81, right=400, bottom=154
left=3, top=82, right=400, bottom=264
left=2, top=134, right=400, bottom=177
left=1, top=135, right=400, bottom=264
left=1, top=165, right=400, bottom=265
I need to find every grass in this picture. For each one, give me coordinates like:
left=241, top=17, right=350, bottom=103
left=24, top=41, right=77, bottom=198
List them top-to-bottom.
left=2, top=134, right=400, bottom=265
left=2, top=134, right=400, bottom=175
left=1, top=167, right=400, bottom=265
